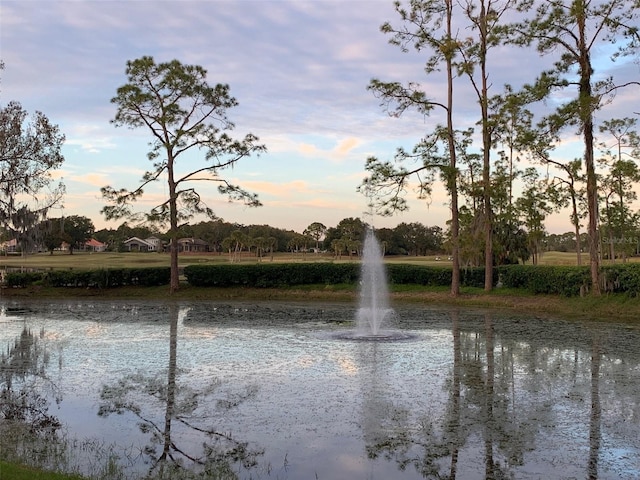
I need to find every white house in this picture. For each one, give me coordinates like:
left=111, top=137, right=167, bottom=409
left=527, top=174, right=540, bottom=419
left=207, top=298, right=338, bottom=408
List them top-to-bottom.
left=123, top=236, right=166, bottom=252
left=145, top=236, right=163, bottom=251
left=123, top=237, right=155, bottom=252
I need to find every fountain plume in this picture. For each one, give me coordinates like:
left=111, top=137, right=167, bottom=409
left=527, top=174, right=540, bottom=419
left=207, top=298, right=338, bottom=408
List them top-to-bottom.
left=356, top=228, right=394, bottom=336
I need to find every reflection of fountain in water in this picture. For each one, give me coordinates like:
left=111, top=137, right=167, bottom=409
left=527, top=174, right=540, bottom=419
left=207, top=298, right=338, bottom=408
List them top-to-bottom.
left=356, top=228, right=393, bottom=337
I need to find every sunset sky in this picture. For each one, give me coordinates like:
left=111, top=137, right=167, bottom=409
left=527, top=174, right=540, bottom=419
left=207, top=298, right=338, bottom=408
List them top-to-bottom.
left=2, top=1, right=638, bottom=234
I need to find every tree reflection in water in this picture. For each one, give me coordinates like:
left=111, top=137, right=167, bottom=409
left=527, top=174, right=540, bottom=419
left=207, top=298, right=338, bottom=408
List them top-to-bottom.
left=97, top=304, right=263, bottom=479
left=363, top=310, right=480, bottom=478
left=363, top=312, right=620, bottom=479
left=0, top=325, right=64, bottom=466
left=0, top=325, right=62, bottom=429
left=588, top=336, right=601, bottom=480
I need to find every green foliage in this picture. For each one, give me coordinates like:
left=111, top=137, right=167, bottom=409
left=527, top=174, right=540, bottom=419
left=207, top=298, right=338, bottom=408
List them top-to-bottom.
left=102, top=56, right=265, bottom=226
left=0, top=101, right=66, bottom=243
left=59, top=215, right=95, bottom=253
left=9, top=263, right=640, bottom=297
left=184, top=263, right=489, bottom=289
left=184, top=263, right=361, bottom=287
left=386, top=264, right=451, bottom=286
left=497, top=264, right=640, bottom=297
left=600, top=264, right=640, bottom=297
left=497, top=265, right=591, bottom=297
left=4, top=267, right=170, bottom=288
left=460, top=267, right=491, bottom=288
left=5, top=271, right=46, bottom=287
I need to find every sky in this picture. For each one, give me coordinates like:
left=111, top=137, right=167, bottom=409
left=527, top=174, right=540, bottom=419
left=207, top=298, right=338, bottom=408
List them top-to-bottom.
left=1, top=0, right=639, bottom=235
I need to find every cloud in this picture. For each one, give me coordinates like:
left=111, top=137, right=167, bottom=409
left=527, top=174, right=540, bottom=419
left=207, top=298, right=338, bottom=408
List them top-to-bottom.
left=3, top=0, right=637, bottom=236
left=65, top=124, right=117, bottom=154
left=288, top=137, right=364, bottom=161
left=336, top=137, right=361, bottom=156
left=68, top=173, right=110, bottom=188
left=236, top=180, right=314, bottom=197
left=269, top=197, right=355, bottom=211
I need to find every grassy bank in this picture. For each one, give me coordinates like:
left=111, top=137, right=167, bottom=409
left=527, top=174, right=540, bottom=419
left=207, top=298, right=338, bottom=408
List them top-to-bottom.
left=2, top=282, right=639, bottom=323
left=0, top=461, right=84, bottom=480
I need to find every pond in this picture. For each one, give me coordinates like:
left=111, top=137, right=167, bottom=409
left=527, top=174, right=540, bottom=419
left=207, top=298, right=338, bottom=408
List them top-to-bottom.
left=1, top=299, right=639, bottom=480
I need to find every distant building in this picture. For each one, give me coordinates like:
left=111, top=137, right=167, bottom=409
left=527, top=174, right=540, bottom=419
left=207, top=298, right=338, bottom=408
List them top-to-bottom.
left=123, top=236, right=166, bottom=252
left=123, top=236, right=156, bottom=252
left=145, top=236, right=163, bottom=251
left=176, top=237, right=209, bottom=253
left=0, top=238, right=18, bottom=253
left=84, top=238, right=106, bottom=252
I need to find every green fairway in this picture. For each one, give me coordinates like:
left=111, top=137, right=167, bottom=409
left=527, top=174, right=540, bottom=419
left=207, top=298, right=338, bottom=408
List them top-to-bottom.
left=0, top=250, right=636, bottom=271
left=0, top=251, right=222, bottom=270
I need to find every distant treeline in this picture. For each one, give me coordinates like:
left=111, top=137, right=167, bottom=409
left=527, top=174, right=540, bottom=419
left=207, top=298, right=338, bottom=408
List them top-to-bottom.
left=95, top=217, right=446, bottom=257
left=94, top=218, right=623, bottom=268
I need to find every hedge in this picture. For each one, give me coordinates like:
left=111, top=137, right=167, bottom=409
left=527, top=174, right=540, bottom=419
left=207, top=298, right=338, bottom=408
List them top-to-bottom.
left=7, top=263, right=640, bottom=296
left=184, top=263, right=490, bottom=289
left=184, top=263, right=360, bottom=287
left=496, top=263, right=640, bottom=297
left=600, top=263, right=640, bottom=297
left=496, top=265, right=591, bottom=296
left=4, top=267, right=171, bottom=288
left=4, top=271, right=46, bottom=288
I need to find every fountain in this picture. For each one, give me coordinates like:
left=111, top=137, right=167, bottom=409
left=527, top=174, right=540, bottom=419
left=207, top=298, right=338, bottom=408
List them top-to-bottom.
left=333, top=228, right=413, bottom=341
left=356, top=228, right=394, bottom=337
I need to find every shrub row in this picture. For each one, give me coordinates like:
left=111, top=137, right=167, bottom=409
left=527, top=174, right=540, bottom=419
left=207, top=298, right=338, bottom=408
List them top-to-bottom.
left=7, top=263, right=640, bottom=296
left=184, top=263, right=490, bottom=289
left=184, top=263, right=361, bottom=287
left=496, top=263, right=640, bottom=297
left=599, top=263, right=640, bottom=297
left=385, top=264, right=490, bottom=288
left=496, top=265, right=591, bottom=296
left=4, top=267, right=171, bottom=288
left=4, top=271, right=45, bottom=288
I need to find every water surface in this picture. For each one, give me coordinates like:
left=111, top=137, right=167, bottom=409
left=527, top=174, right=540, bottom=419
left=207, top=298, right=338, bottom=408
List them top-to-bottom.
left=1, top=300, right=639, bottom=479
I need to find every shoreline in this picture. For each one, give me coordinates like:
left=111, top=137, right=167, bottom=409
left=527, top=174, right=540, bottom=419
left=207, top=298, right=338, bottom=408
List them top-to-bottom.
left=1, top=284, right=639, bottom=324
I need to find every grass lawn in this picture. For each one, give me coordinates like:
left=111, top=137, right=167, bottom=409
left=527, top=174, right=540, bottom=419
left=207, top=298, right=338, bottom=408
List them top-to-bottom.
left=0, top=249, right=627, bottom=270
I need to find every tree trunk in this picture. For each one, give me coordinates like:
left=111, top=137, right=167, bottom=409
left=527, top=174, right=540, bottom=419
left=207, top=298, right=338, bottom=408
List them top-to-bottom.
left=446, top=0, right=460, bottom=297
left=480, top=1, right=493, bottom=291
left=578, top=10, right=600, bottom=294
left=168, top=155, right=180, bottom=294
left=619, top=185, right=627, bottom=263
left=572, top=190, right=582, bottom=266
left=160, top=304, right=179, bottom=462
